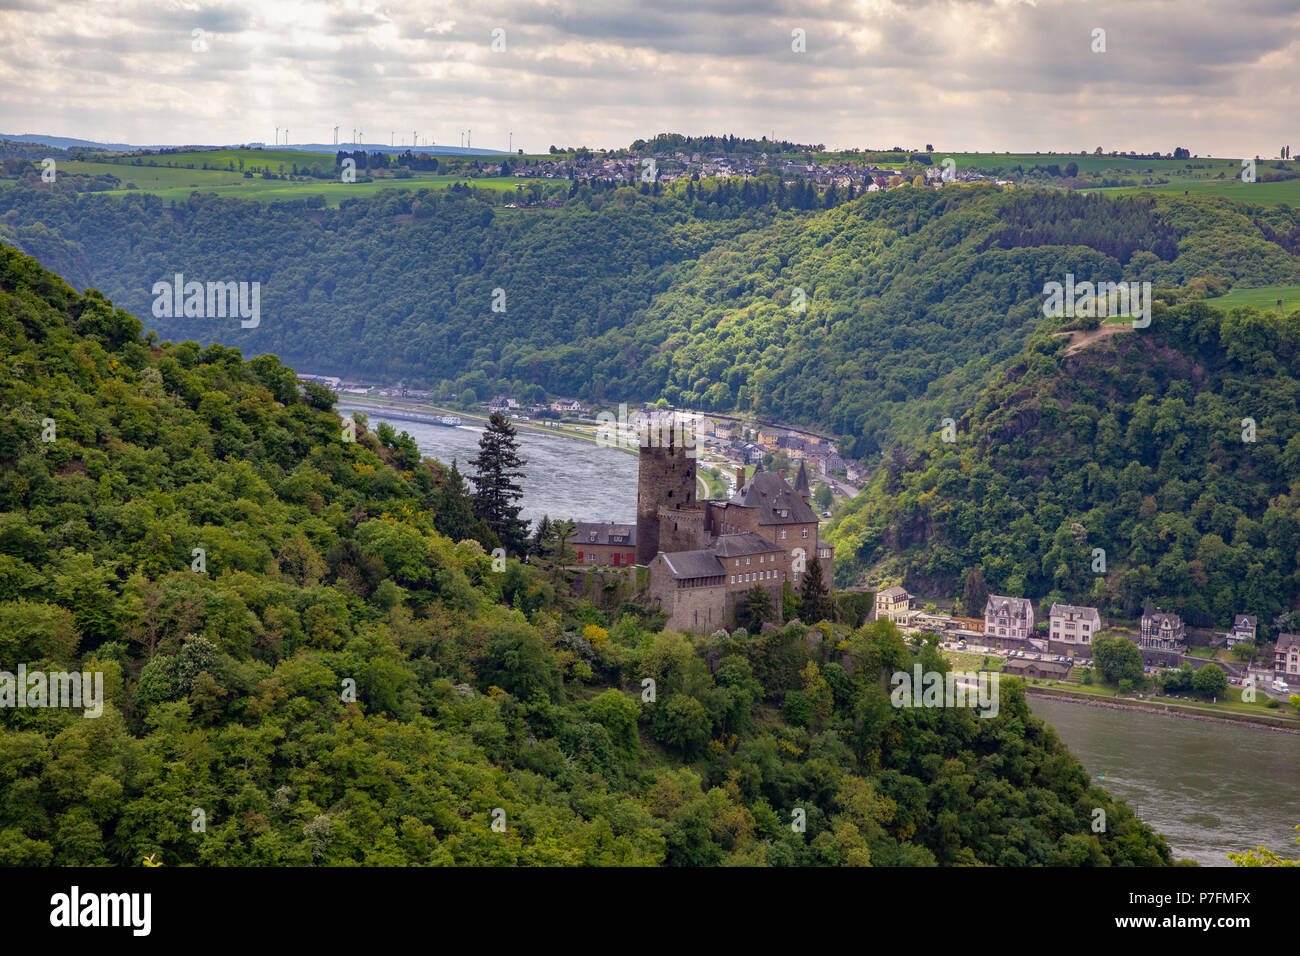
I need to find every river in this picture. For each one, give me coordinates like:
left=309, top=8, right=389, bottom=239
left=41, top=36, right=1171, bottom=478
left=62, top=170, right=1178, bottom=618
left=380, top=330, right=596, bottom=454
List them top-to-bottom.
left=349, top=402, right=1298, bottom=868
left=339, top=403, right=638, bottom=526
left=1030, top=695, right=1300, bottom=866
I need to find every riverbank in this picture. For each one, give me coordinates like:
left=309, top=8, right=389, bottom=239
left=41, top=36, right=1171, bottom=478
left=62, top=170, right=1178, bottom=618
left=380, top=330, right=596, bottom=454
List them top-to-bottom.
left=335, top=396, right=607, bottom=447
left=339, top=398, right=734, bottom=501
left=1024, top=684, right=1300, bottom=734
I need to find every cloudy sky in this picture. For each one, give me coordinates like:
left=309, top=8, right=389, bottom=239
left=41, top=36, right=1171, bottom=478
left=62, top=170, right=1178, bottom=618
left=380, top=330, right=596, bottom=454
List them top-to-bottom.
left=1, top=0, right=1296, bottom=156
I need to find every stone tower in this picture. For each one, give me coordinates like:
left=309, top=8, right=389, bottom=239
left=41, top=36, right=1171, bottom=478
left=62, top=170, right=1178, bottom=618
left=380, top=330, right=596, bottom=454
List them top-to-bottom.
left=636, top=411, right=700, bottom=564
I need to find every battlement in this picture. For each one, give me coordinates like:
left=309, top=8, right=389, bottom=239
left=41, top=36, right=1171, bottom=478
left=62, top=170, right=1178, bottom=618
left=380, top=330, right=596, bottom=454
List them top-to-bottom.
left=657, top=504, right=705, bottom=524
left=655, top=506, right=708, bottom=555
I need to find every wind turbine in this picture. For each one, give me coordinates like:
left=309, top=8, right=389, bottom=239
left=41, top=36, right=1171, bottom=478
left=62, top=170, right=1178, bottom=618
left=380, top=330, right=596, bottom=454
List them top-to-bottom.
left=275, top=126, right=279, bottom=146
left=333, top=126, right=339, bottom=146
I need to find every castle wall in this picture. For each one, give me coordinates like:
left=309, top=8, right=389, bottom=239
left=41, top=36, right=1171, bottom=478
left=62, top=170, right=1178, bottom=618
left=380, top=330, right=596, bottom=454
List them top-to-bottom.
left=656, top=505, right=708, bottom=554
left=763, top=520, right=820, bottom=584
left=650, top=556, right=727, bottom=633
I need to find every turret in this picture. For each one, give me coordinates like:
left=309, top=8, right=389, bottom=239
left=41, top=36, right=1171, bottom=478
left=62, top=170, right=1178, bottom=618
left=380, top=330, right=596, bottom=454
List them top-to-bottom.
left=794, top=460, right=811, bottom=504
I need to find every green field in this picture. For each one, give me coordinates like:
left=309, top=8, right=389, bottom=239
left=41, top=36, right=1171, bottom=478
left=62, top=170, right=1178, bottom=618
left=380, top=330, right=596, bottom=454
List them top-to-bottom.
left=60, top=148, right=541, bottom=206
left=1090, top=177, right=1300, bottom=206
left=1203, top=284, right=1300, bottom=314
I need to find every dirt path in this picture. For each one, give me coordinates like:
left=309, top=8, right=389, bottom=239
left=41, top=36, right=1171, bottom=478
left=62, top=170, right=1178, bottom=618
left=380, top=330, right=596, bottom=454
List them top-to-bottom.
left=1054, top=324, right=1129, bottom=355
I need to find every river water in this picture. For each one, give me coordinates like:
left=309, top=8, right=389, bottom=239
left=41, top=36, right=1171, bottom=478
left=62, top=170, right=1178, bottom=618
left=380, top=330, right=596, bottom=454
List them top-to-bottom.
left=348, top=402, right=1299, bottom=868
left=340, top=404, right=638, bottom=527
left=1030, top=696, right=1300, bottom=866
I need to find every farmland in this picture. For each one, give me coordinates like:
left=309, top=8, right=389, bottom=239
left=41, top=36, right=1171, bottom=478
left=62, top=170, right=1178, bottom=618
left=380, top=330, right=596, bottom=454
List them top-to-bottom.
left=55, top=148, right=541, bottom=206
left=1203, top=284, right=1300, bottom=314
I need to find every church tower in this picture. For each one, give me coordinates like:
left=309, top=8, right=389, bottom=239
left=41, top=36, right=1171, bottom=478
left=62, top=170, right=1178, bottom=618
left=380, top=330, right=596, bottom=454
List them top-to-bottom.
left=636, top=411, right=700, bottom=564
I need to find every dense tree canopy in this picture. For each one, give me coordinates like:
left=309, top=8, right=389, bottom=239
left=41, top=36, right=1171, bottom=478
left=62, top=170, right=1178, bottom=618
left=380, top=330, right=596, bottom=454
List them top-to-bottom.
left=0, top=243, right=1172, bottom=866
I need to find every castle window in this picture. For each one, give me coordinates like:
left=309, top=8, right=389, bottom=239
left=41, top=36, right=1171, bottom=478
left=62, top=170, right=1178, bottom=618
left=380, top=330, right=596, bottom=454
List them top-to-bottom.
left=802, top=529, right=808, bottom=538
left=781, top=530, right=787, bottom=539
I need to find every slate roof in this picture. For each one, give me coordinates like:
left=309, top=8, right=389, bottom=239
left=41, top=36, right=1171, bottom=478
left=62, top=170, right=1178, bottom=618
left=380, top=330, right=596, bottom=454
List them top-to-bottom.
left=728, top=470, right=817, bottom=524
left=573, top=522, right=636, bottom=546
left=710, top=532, right=783, bottom=558
left=658, top=549, right=725, bottom=580
left=878, top=585, right=909, bottom=599
left=986, top=595, right=1032, bottom=617
left=1049, top=603, right=1101, bottom=624
left=1277, top=633, right=1299, bottom=652
left=1003, top=659, right=1072, bottom=677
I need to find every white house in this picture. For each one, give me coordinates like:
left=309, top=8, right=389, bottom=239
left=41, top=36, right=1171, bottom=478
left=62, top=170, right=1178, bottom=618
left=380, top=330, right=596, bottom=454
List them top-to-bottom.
left=1048, top=604, right=1102, bottom=656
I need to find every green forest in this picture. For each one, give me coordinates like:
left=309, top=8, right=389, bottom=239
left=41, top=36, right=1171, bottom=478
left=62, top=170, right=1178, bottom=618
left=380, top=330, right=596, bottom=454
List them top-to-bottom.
left=2, top=176, right=1297, bottom=462
left=0, top=244, right=1171, bottom=866
left=830, top=296, right=1300, bottom=632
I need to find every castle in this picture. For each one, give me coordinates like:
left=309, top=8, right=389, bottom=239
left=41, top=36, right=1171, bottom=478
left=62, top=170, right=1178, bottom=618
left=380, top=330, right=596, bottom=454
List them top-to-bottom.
left=614, top=411, right=834, bottom=633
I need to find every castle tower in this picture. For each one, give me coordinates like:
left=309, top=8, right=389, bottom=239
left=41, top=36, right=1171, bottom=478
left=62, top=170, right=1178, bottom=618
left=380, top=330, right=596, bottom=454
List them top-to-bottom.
left=636, top=411, right=699, bottom=564
left=794, top=460, right=811, bottom=505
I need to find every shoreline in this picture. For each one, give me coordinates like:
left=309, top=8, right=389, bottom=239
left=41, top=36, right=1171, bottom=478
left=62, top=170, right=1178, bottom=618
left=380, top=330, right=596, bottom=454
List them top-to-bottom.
left=336, top=398, right=740, bottom=499
left=1025, top=685, right=1300, bottom=735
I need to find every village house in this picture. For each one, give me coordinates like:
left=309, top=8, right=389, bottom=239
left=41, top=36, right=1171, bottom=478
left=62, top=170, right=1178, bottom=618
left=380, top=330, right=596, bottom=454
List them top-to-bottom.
left=571, top=522, right=636, bottom=567
left=875, top=585, right=913, bottom=625
left=985, top=595, right=1035, bottom=641
left=1138, top=599, right=1186, bottom=666
left=1048, top=604, right=1102, bottom=658
left=1225, top=615, right=1257, bottom=648
left=1275, top=634, right=1300, bottom=681
left=1003, top=659, right=1072, bottom=680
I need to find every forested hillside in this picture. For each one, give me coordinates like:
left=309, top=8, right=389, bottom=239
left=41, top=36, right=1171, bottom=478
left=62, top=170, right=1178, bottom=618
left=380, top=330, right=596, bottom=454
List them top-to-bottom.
left=2, top=180, right=1297, bottom=458
left=0, top=244, right=1171, bottom=866
left=829, top=298, right=1300, bottom=632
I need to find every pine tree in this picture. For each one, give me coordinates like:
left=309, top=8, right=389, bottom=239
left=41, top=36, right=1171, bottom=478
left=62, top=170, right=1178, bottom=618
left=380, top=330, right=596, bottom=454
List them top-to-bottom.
left=469, top=413, right=529, bottom=555
left=433, top=459, right=493, bottom=547
left=530, top=514, right=552, bottom=560
left=799, top=558, right=830, bottom=622
left=962, top=566, right=989, bottom=618
left=737, top=585, right=775, bottom=632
